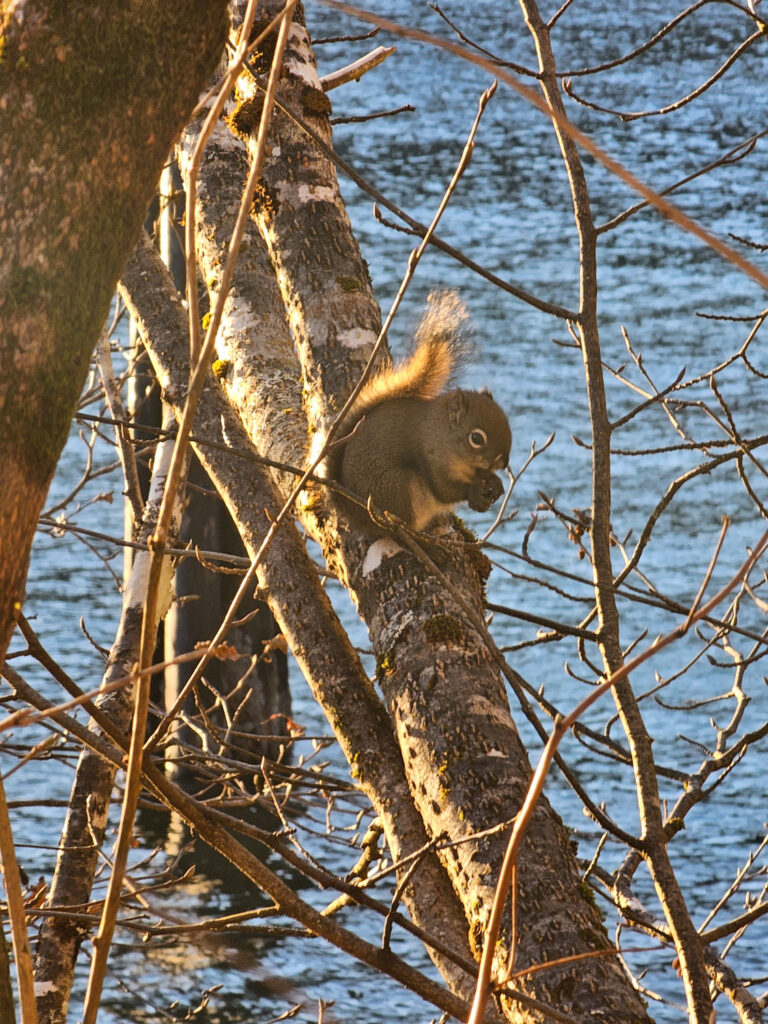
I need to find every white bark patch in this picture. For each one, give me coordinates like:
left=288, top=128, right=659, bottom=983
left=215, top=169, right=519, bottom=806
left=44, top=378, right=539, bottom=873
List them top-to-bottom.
left=285, top=24, right=322, bottom=88
left=177, top=119, right=243, bottom=178
left=208, top=129, right=244, bottom=154
left=175, top=133, right=197, bottom=178
left=275, top=181, right=336, bottom=206
left=299, top=183, right=335, bottom=204
left=223, top=297, right=259, bottom=336
left=338, top=327, right=377, bottom=350
left=305, top=394, right=331, bottom=439
left=362, top=537, right=403, bottom=575
left=124, top=553, right=152, bottom=612
left=85, top=793, right=109, bottom=839
left=35, top=981, right=58, bottom=996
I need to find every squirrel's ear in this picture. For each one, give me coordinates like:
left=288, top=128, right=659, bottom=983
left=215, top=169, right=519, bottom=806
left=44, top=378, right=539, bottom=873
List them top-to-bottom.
left=447, top=390, right=468, bottom=426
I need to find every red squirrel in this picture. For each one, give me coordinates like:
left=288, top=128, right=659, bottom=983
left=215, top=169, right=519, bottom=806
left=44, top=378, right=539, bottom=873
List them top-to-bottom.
left=324, top=292, right=511, bottom=531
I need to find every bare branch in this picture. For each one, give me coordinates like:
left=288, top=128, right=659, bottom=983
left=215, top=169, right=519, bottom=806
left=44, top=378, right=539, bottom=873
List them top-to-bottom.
left=319, top=44, right=396, bottom=90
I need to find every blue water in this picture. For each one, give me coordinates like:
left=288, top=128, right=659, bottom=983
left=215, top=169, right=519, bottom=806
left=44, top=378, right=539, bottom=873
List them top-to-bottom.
left=5, top=1, right=768, bottom=1020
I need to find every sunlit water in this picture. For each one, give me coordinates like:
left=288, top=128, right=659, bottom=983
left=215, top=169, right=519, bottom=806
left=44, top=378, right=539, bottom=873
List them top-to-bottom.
left=5, top=2, right=768, bottom=1021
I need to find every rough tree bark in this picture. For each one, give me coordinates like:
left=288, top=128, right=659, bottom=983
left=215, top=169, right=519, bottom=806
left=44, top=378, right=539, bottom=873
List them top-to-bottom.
left=0, top=0, right=229, bottom=668
left=0, top=1, right=679, bottom=1019
left=193, top=4, right=653, bottom=1019
left=119, top=229, right=510, bottom=1020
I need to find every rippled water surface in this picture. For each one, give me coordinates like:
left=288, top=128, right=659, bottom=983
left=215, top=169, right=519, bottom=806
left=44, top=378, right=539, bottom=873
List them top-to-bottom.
left=7, top=2, right=768, bottom=1021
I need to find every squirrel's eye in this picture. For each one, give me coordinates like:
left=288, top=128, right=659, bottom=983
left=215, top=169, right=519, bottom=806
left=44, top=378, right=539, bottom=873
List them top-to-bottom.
left=469, top=429, right=487, bottom=449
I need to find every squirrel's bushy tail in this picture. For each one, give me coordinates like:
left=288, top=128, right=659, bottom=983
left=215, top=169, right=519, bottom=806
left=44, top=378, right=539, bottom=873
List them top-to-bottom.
left=311, top=290, right=471, bottom=485
left=350, top=290, right=470, bottom=415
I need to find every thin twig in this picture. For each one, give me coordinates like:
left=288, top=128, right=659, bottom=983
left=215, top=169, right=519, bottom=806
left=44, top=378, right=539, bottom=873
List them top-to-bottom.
left=319, top=0, right=768, bottom=293
left=556, top=0, right=758, bottom=78
left=81, top=7, right=294, bottom=1018
left=563, top=30, right=763, bottom=122
left=319, top=45, right=396, bottom=90
left=330, top=103, right=414, bottom=125
left=596, top=132, right=765, bottom=236
left=96, top=332, right=143, bottom=524
left=684, top=516, right=730, bottom=629
left=467, top=526, right=768, bottom=1024
left=0, top=773, right=36, bottom=1024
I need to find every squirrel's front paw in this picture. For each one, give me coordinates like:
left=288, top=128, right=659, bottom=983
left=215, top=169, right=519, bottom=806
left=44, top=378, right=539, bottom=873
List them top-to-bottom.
left=467, top=472, right=504, bottom=513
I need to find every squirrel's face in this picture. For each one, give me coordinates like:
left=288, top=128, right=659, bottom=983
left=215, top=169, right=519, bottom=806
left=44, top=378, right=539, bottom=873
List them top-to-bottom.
left=446, top=390, right=511, bottom=478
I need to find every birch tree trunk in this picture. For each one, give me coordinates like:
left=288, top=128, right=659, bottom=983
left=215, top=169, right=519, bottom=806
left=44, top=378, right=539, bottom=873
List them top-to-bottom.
left=178, top=4, right=653, bottom=1019
left=33, top=420, right=183, bottom=1024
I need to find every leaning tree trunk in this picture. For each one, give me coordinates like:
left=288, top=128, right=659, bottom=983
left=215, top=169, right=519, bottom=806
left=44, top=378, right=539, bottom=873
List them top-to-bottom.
left=0, top=0, right=229, bottom=668
left=190, top=4, right=653, bottom=1020
left=120, top=225, right=503, bottom=1016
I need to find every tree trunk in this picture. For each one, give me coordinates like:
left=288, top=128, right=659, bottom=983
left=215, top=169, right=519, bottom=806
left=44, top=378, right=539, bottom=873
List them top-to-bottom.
left=0, top=0, right=229, bottom=667
left=214, top=4, right=654, bottom=1018
left=118, top=231, right=503, bottom=1012
left=33, top=419, right=183, bottom=1024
